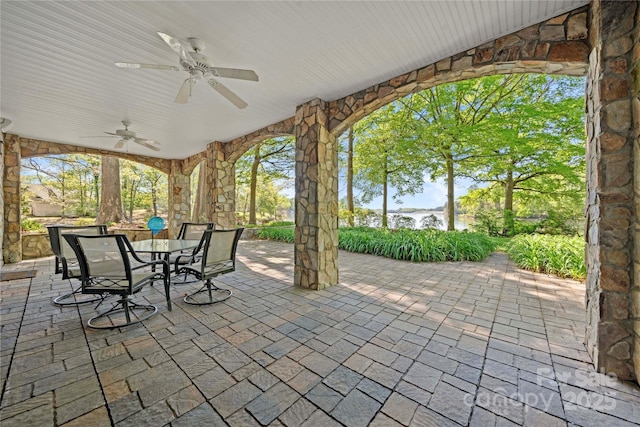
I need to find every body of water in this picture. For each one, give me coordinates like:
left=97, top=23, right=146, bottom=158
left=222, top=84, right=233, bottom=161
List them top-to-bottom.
left=387, top=211, right=473, bottom=231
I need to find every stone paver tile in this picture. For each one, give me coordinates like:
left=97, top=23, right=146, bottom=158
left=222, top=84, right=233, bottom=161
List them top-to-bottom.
left=263, top=337, right=301, bottom=359
left=324, top=338, right=360, bottom=363
left=358, top=342, right=398, bottom=366
left=213, top=347, right=252, bottom=373
left=417, top=349, right=459, bottom=375
left=298, top=351, right=339, bottom=377
left=343, top=353, right=373, bottom=374
left=267, top=356, right=304, bottom=381
left=99, top=359, right=148, bottom=386
left=483, top=359, right=519, bottom=385
left=403, top=361, right=442, bottom=393
left=362, top=362, right=403, bottom=389
left=455, top=363, right=482, bottom=385
left=323, top=365, right=362, bottom=396
left=192, top=366, right=237, bottom=399
left=248, top=368, right=280, bottom=391
left=289, top=369, right=322, bottom=395
left=55, top=376, right=102, bottom=407
left=357, top=377, right=392, bottom=403
left=210, top=379, right=262, bottom=418
left=517, top=379, right=564, bottom=419
left=395, top=380, right=432, bottom=406
left=428, top=381, right=473, bottom=425
left=246, top=382, right=300, bottom=425
left=305, top=382, right=343, bottom=412
left=166, top=385, right=205, bottom=417
left=475, top=387, right=524, bottom=425
left=331, top=388, right=381, bottom=427
left=56, top=391, right=104, bottom=425
left=382, top=391, right=419, bottom=425
left=0, top=392, right=53, bottom=422
left=108, top=392, right=142, bottom=423
left=278, top=397, right=316, bottom=426
left=0, top=398, right=54, bottom=427
left=116, top=399, right=175, bottom=427
left=563, top=402, right=638, bottom=427
left=170, top=403, right=225, bottom=427
left=410, top=404, right=462, bottom=427
left=59, top=405, right=111, bottom=427
left=523, top=406, right=567, bottom=427
left=225, top=409, right=262, bottom=426
left=300, top=409, right=343, bottom=427
left=370, top=412, right=403, bottom=427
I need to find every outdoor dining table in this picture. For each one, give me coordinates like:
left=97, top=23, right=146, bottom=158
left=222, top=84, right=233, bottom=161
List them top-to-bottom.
left=129, top=238, right=200, bottom=285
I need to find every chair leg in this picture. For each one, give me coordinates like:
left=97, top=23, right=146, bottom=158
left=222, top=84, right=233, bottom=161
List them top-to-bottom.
left=183, top=278, right=232, bottom=305
left=53, top=282, right=106, bottom=306
left=87, top=295, right=157, bottom=329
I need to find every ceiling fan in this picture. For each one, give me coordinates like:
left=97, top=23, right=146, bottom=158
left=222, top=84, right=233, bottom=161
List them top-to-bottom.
left=115, top=32, right=258, bottom=109
left=82, top=120, right=161, bottom=152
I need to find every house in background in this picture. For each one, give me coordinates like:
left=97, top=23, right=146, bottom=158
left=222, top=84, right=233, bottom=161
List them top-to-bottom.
left=24, top=184, right=63, bottom=217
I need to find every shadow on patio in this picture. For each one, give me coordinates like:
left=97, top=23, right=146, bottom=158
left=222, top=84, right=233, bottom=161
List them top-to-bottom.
left=1, top=240, right=639, bottom=426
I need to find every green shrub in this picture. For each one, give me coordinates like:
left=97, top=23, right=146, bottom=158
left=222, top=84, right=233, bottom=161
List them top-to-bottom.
left=21, top=218, right=46, bottom=232
left=74, top=218, right=95, bottom=226
left=266, top=221, right=294, bottom=227
left=255, top=227, right=295, bottom=243
left=338, top=227, right=495, bottom=262
left=506, top=234, right=585, bottom=280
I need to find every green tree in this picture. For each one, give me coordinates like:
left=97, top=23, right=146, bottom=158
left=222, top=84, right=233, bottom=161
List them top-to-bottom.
left=466, top=74, right=585, bottom=235
left=400, top=75, right=525, bottom=230
left=353, top=103, right=424, bottom=228
left=235, top=137, right=294, bottom=225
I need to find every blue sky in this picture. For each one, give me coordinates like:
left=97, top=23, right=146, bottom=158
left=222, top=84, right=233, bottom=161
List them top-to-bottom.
left=356, top=178, right=471, bottom=210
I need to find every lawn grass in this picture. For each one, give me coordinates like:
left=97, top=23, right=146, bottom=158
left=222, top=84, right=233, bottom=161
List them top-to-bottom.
left=505, top=234, right=585, bottom=280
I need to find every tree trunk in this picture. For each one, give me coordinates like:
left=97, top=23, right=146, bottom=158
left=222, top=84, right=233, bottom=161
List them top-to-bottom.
left=347, top=126, right=354, bottom=227
left=249, top=144, right=261, bottom=225
left=446, top=154, right=455, bottom=231
left=382, top=155, right=388, bottom=228
left=96, top=156, right=123, bottom=224
left=192, top=163, right=208, bottom=222
left=503, top=169, right=515, bottom=236
left=93, top=170, right=100, bottom=215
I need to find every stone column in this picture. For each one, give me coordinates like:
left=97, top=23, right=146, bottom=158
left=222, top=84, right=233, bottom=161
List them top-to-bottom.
left=585, top=0, right=637, bottom=380
left=632, top=0, right=640, bottom=383
left=294, top=99, right=339, bottom=290
left=0, top=133, right=5, bottom=268
left=3, top=134, right=22, bottom=263
left=207, top=142, right=236, bottom=229
left=168, top=159, right=191, bottom=238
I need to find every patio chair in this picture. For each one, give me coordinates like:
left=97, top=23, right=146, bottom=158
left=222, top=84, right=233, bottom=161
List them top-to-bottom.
left=170, top=222, right=215, bottom=282
left=47, top=224, right=108, bottom=305
left=176, top=228, right=243, bottom=305
left=63, top=233, right=171, bottom=329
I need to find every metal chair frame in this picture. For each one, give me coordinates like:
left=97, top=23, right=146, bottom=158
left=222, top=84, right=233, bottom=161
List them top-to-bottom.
left=171, top=222, right=215, bottom=284
left=47, top=224, right=108, bottom=306
left=176, top=228, right=243, bottom=305
left=64, top=233, right=171, bottom=329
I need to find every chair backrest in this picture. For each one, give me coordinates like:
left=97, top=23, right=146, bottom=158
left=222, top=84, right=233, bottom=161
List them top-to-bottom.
left=177, top=222, right=215, bottom=240
left=48, top=225, right=108, bottom=277
left=199, top=228, right=244, bottom=277
left=63, top=234, right=134, bottom=293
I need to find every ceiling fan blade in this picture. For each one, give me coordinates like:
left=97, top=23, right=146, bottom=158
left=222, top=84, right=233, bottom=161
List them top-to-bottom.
left=157, top=32, right=196, bottom=67
left=115, top=62, right=181, bottom=71
left=208, top=67, right=259, bottom=81
left=175, top=78, right=195, bottom=104
left=207, top=78, right=248, bottom=109
left=103, top=132, right=119, bottom=136
left=79, top=135, right=118, bottom=138
left=135, top=138, right=161, bottom=151
left=114, top=140, right=126, bottom=149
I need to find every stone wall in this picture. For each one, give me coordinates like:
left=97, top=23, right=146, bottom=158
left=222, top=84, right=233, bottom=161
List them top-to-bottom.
left=584, top=0, right=637, bottom=380
left=632, top=0, right=640, bottom=384
left=328, top=7, right=590, bottom=136
left=294, top=99, right=339, bottom=289
left=0, top=133, right=4, bottom=269
left=3, top=135, right=21, bottom=263
left=207, top=142, right=236, bottom=230
left=168, top=159, right=192, bottom=238
left=21, top=228, right=169, bottom=260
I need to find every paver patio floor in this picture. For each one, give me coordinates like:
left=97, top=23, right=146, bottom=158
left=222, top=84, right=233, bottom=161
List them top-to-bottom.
left=1, top=240, right=639, bottom=426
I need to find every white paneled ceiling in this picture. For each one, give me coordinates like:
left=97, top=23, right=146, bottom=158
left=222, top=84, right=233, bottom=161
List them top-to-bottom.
left=1, top=1, right=589, bottom=159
